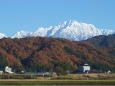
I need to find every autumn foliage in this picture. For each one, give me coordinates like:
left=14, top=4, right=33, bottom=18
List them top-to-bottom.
left=0, top=37, right=115, bottom=74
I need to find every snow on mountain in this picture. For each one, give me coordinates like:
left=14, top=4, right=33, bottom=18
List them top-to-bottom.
left=11, top=20, right=115, bottom=41
left=32, top=27, right=53, bottom=37
left=11, top=30, right=33, bottom=38
left=0, top=33, right=7, bottom=39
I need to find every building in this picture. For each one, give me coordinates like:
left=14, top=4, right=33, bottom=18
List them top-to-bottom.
left=77, top=63, right=90, bottom=73
left=5, top=66, right=14, bottom=74
left=0, top=70, right=3, bottom=74
left=105, top=70, right=111, bottom=74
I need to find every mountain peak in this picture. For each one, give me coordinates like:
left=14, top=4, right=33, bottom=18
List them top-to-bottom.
left=62, top=20, right=79, bottom=27
left=68, top=20, right=79, bottom=24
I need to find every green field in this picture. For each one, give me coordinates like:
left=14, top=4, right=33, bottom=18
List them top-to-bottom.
left=0, top=80, right=115, bottom=86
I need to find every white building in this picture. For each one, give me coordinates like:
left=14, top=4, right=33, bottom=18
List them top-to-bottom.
left=78, top=63, right=90, bottom=73
left=5, top=66, right=14, bottom=74
left=0, top=70, right=3, bottom=74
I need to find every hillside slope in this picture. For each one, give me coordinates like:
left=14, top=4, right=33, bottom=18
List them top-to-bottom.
left=85, top=34, right=115, bottom=59
left=86, top=34, right=115, bottom=47
left=0, top=37, right=115, bottom=73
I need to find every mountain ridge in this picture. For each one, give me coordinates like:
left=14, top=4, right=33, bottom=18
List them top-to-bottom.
left=0, top=20, right=115, bottom=40
left=11, top=20, right=115, bottom=41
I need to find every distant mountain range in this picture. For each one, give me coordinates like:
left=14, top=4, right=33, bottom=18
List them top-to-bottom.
left=0, top=20, right=115, bottom=41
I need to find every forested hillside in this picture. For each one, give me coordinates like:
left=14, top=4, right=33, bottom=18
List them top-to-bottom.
left=86, top=34, right=115, bottom=58
left=86, top=34, right=115, bottom=48
left=0, top=37, right=115, bottom=74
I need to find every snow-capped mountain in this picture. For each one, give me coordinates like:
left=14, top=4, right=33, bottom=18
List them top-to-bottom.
left=12, top=20, right=115, bottom=41
left=11, top=31, right=33, bottom=38
left=0, top=33, right=7, bottom=39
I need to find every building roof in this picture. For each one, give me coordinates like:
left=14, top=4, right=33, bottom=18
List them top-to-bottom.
left=84, top=63, right=89, bottom=66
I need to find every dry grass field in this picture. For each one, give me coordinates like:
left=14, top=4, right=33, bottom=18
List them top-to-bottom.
left=0, top=74, right=115, bottom=85
left=52, top=74, right=115, bottom=80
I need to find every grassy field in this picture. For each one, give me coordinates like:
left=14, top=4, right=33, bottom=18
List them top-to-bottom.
left=0, top=74, right=115, bottom=85
left=0, top=80, right=115, bottom=85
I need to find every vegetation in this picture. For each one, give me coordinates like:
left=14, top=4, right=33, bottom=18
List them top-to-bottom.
left=86, top=34, right=115, bottom=48
left=86, top=34, right=115, bottom=71
left=0, top=36, right=115, bottom=74
left=0, top=74, right=115, bottom=85
left=0, top=74, right=115, bottom=80
left=0, top=74, right=50, bottom=79
left=52, top=74, right=115, bottom=80
left=0, top=79, right=115, bottom=85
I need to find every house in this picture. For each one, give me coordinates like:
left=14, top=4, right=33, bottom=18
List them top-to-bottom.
left=77, top=63, right=90, bottom=73
left=5, top=66, right=14, bottom=74
left=0, top=70, right=3, bottom=74
left=105, top=70, right=111, bottom=74
left=107, top=70, right=111, bottom=74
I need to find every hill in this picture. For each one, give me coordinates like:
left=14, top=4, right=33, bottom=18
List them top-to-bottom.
left=85, top=34, right=115, bottom=58
left=86, top=34, right=115, bottom=48
left=0, top=37, right=115, bottom=74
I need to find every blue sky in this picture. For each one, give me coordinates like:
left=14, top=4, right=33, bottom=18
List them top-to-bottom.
left=0, top=0, right=115, bottom=36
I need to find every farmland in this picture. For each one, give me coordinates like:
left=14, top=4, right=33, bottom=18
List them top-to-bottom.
left=0, top=74, right=115, bottom=85
left=0, top=79, right=115, bottom=86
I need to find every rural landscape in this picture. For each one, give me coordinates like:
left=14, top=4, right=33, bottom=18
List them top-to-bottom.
left=0, top=0, right=115, bottom=86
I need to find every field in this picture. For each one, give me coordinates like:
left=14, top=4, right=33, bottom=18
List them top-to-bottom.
left=0, top=74, right=115, bottom=85
left=1, top=74, right=115, bottom=80
left=52, top=74, right=115, bottom=80
left=0, top=79, right=115, bottom=86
